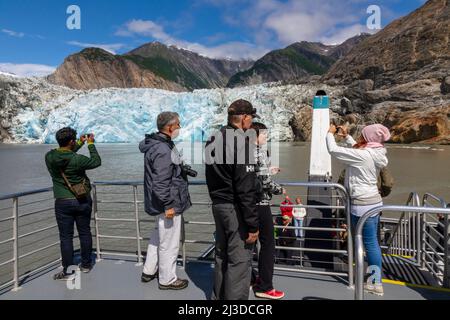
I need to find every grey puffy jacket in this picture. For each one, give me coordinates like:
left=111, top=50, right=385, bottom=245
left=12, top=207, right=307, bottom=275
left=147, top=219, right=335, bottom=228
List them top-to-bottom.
left=139, top=132, right=192, bottom=216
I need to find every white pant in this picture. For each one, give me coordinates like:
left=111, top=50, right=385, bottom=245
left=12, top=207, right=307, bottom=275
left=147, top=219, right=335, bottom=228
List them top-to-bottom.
left=143, top=214, right=182, bottom=285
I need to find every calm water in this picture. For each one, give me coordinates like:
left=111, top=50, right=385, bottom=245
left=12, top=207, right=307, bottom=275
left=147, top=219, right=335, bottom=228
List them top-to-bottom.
left=0, top=142, right=449, bottom=204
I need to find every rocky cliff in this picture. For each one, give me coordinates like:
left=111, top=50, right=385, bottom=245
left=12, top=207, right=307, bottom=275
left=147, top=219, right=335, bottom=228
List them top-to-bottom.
left=317, top=0, right=450, bottom=144
left=325, top=0, right=450, bottom=87
left=47, top=48, right=186, bottom=91
left=0, top=74, right=78, bottom=142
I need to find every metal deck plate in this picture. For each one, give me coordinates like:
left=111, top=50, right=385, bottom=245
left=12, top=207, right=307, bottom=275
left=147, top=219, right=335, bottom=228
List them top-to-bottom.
left=2, top=259, right=450, bottom=300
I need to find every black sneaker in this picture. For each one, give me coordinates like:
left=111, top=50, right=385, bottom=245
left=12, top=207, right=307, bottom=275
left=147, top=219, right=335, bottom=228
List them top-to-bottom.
left=78, top=263, right=93, bottom=273
left=53, top=270, right=75, bottom=281
left=141, top=272, right=158, bottom=283
left=159, top=278, right=189, bottom=290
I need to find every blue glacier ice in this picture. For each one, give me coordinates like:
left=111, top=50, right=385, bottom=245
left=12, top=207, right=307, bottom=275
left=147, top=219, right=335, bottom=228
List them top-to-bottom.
left=11, top=83, right=339, bottom=144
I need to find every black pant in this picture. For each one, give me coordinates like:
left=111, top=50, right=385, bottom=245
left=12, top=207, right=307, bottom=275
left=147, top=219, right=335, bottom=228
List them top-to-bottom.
left=55, top=197, right=93, bottom=271
left=211, top=203, right=254, bottom=300
left=254, top=205, right=275, bottom=292
left=278, top=247, right=295, bottom=265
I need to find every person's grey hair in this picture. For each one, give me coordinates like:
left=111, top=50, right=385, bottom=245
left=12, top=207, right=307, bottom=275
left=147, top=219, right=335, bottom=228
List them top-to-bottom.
left=157, top=112, right=179, bottom=131
left=227, top=114, right=244, bottom=125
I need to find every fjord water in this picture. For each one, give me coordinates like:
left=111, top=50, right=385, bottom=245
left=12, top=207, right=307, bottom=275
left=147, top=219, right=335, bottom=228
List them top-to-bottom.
left=0, top=142, right=449, bottom=204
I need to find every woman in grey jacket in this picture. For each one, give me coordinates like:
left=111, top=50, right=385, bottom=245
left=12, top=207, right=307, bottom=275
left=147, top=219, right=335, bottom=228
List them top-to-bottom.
left=326, top=123, right=391, bottom=296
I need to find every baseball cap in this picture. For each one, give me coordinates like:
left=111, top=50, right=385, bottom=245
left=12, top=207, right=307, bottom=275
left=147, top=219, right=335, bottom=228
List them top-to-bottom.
left=228, top=99, right=260, bottom=119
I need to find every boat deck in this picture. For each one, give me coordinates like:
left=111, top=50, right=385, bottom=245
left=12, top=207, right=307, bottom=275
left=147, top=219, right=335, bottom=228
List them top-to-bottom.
left=2, top=258, right=450, bottom=300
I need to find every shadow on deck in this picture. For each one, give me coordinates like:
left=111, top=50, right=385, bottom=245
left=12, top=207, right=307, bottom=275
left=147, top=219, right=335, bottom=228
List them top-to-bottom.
left=2, top=258, right=450, bottom=300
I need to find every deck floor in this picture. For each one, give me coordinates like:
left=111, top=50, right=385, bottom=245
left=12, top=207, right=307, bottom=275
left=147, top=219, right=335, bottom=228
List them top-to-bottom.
left=1, top=259, right=450, bottom=300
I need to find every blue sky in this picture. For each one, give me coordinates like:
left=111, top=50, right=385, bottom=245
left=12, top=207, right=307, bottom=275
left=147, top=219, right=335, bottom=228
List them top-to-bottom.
left=0, top=0, right=426, bottom=76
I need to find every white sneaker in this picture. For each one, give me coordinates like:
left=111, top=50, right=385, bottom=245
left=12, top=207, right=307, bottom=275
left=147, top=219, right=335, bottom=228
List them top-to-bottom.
left=364, top=283, right=384, bottom=296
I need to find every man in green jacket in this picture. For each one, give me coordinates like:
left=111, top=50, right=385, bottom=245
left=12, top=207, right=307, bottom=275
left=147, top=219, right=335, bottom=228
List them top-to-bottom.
left=45, top=127, right=101, bottom=280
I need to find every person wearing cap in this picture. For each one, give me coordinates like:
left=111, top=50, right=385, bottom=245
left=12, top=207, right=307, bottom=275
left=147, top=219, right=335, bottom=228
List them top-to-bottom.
left=205, top=99, right=260, bottom=300
left=327, top=123, right=390, bottom=297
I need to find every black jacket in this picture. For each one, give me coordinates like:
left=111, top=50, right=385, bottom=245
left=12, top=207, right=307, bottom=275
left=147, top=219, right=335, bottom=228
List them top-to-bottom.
left=205, top=124, right=258, bottom=233
left=139, top=132, right=192, bottom=216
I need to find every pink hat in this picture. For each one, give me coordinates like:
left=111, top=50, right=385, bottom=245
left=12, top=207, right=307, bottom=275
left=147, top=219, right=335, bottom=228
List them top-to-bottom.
left=362, top=124, right=391, bottom=148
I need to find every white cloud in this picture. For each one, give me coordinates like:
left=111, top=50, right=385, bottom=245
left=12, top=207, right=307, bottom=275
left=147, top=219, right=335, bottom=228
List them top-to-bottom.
left=205, top=0, right=377, bottom=46
left=261, top=0, right=364, bottom=45
left=114, top=1, right=395, bottom=60
left=116, top=19, right=268, bottom=60
left=116, top=20, right=171, bottom=41
left=1, top=29, right=25, bottom=38
left=67, top=41, right=126, bottom=54
left=178, top=41, right=269, bottom=60
left=0, top=63, right=56, bottom=77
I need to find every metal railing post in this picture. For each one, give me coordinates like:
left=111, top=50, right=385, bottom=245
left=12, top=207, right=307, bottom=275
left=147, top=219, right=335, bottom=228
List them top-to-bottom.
left=93, top=185, right=102, bottom=262
left=133, top=186, right=143, bottom=266
left=344, top=190, right=354, bottom=288
left=12, top=197, right=20, bottom=292
left=408, top=212, right=412, bottom=256
left=412, top=212, right=416, bottom=260
left=416, top=212, right=422, bottom=266
left=444, top=212, right=450, bottom=288
left=421, top=213, right=426, bottom=269
left=400, top=219, right=404, bottom=256
left=355, top=230, right=365, bottom=300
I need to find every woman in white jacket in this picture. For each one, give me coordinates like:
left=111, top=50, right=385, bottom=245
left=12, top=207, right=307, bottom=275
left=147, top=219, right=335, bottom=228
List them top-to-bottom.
left=326, top=123, right=391, bottom=296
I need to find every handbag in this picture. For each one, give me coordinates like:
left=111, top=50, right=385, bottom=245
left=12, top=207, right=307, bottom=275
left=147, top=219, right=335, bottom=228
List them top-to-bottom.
left=378, top=167, right=394, bottom=198
left=60, top=168, right=89, bottom=199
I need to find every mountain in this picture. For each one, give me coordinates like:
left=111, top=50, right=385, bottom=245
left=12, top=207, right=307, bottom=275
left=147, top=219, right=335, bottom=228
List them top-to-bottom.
left=320, top=0, right=450, bottom=144
left=325, top=0, right=450, bottom=87
left=227, top=34, right=371, bottom=88
left=326, top=34, right=372, bottom=60
left=48, top=36, right=370, bottom=91
left=124, top=42, right=253, bottom=90
left=48, top=43, right=253, bottom=91
left=47, top=48, right=185, bottom=91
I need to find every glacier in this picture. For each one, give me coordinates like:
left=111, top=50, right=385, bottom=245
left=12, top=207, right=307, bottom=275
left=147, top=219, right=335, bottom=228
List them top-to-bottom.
left=9, top=81, right=343, bottom=144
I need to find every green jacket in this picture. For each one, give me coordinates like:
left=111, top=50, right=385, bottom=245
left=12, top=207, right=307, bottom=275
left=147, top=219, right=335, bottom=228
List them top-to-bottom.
left=45, top=141, right=102, bottom=199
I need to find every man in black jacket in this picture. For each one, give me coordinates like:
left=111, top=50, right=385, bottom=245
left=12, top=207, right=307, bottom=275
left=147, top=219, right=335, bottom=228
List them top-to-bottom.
left=205, top=99, right=260, bottom=300
left=139, top=112, right=191, bottom=290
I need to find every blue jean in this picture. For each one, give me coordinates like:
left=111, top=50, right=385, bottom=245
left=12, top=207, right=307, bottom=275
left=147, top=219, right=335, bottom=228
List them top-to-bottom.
left=55, top=197, right=93, bottom=271
left=350, top=214, right=382, bottom=273
left=294, top=218, right=304, bottom=238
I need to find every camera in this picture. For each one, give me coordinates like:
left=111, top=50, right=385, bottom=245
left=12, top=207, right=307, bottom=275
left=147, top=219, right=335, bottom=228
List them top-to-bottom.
left=83, top=133, right=94, bottom=139
left=181, top=163, right=198, bottom=178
